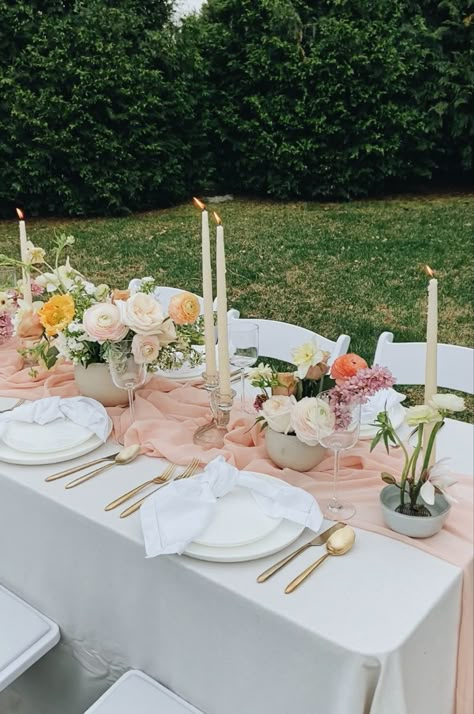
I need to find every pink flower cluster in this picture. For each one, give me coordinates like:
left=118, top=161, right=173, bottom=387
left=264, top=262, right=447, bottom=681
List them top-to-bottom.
left=0, top=312, right=13, bottom=341
left=329, top=365, right=395, bottom=430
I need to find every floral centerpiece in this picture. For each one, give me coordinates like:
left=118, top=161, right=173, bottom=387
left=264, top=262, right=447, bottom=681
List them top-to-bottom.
left=0, top=234, right=204, bottom=383
left=250, top=347, right=394, bottom=470
left=372, top=393, right=465, bottom=536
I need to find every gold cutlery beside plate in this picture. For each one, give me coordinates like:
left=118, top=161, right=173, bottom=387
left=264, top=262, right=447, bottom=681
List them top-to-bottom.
left=64, top=444, right=141, bottom=489
left=119, top=458, right=201, bottom=518
left=104, top=462, right=178, bottom=511
left=256, top=522, right=345, bottom=583
left=285, top=526, right=355, bottom=594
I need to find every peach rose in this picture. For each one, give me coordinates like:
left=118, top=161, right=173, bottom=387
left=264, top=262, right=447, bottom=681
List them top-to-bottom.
left=168, top=292, right=200, bottom=325
left=117, top=293, right=164, bottom=336
left=83, top=303, right=129, bottom=343
left=16, top=309, right=44, bottom=340
left=131, top=334, right=161, bottom=364
left=331, top=353, right=368, bottom=383
left=306, top=358, right=330, bottom=381
left=272, top=372, right=298, bottom=396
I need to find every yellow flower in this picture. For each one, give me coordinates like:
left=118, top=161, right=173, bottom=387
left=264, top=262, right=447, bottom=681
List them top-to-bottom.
left=39, top=294, right=75, bottom=336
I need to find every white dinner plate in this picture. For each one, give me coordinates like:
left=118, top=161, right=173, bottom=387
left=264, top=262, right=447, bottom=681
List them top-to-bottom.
left=155, top=364, right=205, bottom=381
left=0, top=397, right=24, bottom=413
left=359, top=404, right=406, bottom=440
left=0, top=418, right=113, bottom=465
left=2, top=419, right=93, bottom=454
left=193, top=486, right=282, bottom=548
left=184, top=518, right=305, bottom=563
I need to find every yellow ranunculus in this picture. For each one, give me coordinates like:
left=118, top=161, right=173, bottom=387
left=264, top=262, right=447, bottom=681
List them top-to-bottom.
left=38, top=294, right=75, bottom=336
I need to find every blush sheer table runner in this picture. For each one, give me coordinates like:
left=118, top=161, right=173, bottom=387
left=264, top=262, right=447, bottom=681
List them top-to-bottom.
left=0, top=341, right=472, bottom=714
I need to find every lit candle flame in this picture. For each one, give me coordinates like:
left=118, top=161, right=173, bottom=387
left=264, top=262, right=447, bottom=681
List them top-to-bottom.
left=193, top=197, right=206, bottom=211
left=16, top=208, right=24, bottom=220
left=213, top=212, right=222, bottom=225
left=424, top=265, right=435, bottom=278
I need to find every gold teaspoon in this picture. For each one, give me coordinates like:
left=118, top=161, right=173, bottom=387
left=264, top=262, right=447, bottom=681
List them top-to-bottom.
left=65, top=444, right=141, bottom=489
left=285, top=525, right=355, bottom=594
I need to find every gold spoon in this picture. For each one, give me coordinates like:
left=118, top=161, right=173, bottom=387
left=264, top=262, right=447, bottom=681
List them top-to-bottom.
left=65, top=444, right=141, bottom=489
left=285, top=525, right=355, bottom=594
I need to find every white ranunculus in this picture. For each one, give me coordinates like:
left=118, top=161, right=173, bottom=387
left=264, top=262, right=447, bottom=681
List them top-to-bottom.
left=117, top=292, right=165, bottom=336
left=291, top=339, right=325, bottom=379
left=249, top=362, right=273, bottom=383
left=429, top=393, right=466, bottom=413
left=261, top=395, right=296, bottom=434
left=292, top=397, right=335, bottom=446
left=405, top=404, right=441, bottom=427
left=420, top=458, right=458, bottom=505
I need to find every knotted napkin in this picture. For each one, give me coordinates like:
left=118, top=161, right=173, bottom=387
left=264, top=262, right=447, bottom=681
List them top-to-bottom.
left=361, top=388, right=405, bottom=424
left=0, top=396, right=110, bottom=442
left=141, top=456, right=323, bottom=557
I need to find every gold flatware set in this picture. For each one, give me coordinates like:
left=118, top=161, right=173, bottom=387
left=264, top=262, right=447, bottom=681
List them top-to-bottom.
left=257, top=523, right=355, bottom=593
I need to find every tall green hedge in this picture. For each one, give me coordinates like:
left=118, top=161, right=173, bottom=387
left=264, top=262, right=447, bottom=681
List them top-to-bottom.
left=0, top=0, right=471, bottom=216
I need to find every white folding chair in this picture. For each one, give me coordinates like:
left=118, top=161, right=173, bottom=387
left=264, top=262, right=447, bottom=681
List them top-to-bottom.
left=227, top=311, right=350, bottom=365
left=373, top=332, right=474, bottom=394
left=0, top=584, right=59, bottom=692
left=84, top=670, right=204, bottom=713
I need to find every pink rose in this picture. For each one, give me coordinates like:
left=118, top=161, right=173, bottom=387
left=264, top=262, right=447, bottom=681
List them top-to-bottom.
left=83, top=303, right=128, bottom=343
left=15, top=309, right=44, bottom=340
left=131, top=334, right=161, bottom=364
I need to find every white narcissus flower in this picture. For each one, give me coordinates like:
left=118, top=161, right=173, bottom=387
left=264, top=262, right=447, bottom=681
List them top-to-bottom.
left=25, top=241, right=46, bottom=265
left=35, top=271, right=60, bottom=293
left=291, top=339, right=325, bottom=379
left=249, top=362, right=273, bottom=383
left=429, top=393, right=466, bottom=413
left=261, top=395, right=296, bottom=434
left=292, top=396, right=335, bottom=446
left=405, top=404, right=442, bottom=427
left=420, top=458, right=458, bottom=505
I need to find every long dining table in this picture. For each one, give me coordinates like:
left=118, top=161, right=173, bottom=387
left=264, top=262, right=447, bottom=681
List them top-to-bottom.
left=0, top=395, right=472, bottom=714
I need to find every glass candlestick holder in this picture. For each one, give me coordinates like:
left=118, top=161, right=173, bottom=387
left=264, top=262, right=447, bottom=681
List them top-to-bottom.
left=201, top=371, right=219, bottom=392
left=193, top=387, right=236, bottom=449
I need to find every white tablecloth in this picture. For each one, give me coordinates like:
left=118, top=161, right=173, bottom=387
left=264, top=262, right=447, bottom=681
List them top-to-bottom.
left=0, top=418, right=471, bottom=714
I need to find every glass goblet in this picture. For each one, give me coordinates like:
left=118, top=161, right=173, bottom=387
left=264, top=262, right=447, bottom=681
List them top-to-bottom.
left=228, top=322, right=259, bottom=412
left=107, top=339, right=147, bottom=423
left=317, top=390, right=361, bottom=521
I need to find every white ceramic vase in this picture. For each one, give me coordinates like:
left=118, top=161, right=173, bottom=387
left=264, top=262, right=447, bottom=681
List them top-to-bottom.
left=74, top=363, right=128, bottom=408
left=265, top=427, right=326, bottom=472
left=380, top=485, right=451, bottom=538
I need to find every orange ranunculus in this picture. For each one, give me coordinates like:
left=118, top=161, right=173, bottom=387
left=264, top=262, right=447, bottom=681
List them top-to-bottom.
left=111, top=288, right=130, bottom=303
left=168, top=291, right=200, bottom=325
left=38, top=294, right=75, bottom=336
left=16, top=309, right=44, bottom=340
left=331, top=353, right=368, bottom=382
left=272, top=372, right=298, bottom=396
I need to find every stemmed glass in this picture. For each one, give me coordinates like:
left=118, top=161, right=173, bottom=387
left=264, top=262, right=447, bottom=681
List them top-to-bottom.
left=0, top=267, right=17, bottom=291
left=228, top=322, right=259, bottom=412
left=108, top=339, right=147, bottom=423
left=317, top=390, right=361, bottom=521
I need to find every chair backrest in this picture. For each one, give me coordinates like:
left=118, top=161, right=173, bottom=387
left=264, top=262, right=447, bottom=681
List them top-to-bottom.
left=128, top=280, right=236, bottom=317
left=227, top=314, right=350, bottom=365
left=373, top=331, right=474, bottom=394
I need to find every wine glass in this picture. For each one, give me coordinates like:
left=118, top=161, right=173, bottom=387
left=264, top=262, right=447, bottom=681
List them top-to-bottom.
left=0, top=267, right=17, bottom=291
left=228, top=322, right=259, bottom=411
left=107, top=339, right=147, bottom=423
left=317, top=390, right=361, bottom=521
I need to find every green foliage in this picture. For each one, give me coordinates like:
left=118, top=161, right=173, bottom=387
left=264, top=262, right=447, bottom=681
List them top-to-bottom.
left=0, top=0, right=193, bottom=216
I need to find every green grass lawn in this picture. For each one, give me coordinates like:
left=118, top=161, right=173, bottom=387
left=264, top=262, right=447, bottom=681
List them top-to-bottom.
left=1, top=193, right=473, bottom=417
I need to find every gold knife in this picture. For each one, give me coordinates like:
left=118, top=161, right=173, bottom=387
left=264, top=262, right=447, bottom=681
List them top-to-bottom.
left=256, top=522, right=345, bottom=583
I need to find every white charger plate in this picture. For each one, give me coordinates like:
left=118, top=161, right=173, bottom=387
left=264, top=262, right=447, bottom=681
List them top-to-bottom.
left=155, top=364, right=205, bottom=381
left=0, top=397, right=24, bottom=413
left=0, top=418, right=113, bottom=465
left=2, top=419, right=93, bottom=454
left=184, top=472, right=307, bottom=563
left=193, top=486, right=282, bottom=548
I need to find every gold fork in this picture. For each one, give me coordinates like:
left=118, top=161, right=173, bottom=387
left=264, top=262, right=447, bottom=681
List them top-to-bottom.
left=119, top=458, right=201, bottom=519
left=104, top=462, right=178, bottom=511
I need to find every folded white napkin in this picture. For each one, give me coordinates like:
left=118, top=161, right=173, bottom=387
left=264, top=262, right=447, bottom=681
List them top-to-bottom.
left=361, top=388, right=405, bottom=425
left=0, top=396, right=110, bottom=442
left=141, top=456, right=323, bottom=557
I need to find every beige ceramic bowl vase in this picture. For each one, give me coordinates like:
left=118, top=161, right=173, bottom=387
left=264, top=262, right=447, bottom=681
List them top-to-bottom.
left=74, top=363, right=129, bottom=408
left=265, top=427, right=326, bottom=472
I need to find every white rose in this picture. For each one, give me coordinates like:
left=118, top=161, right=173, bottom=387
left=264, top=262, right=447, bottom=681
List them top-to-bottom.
left=117, top=293, right=165, bottom=336
left=157, top=317, right=177, bottom=346
left=291, top=339, right=325, bottom=379
left=429, top=393, right=465, bottom=413
left=261, top=395, right=296, bottom=434
left=292, top=397, right=335, bottom=446
left=405, top=404, right=442, bottom=427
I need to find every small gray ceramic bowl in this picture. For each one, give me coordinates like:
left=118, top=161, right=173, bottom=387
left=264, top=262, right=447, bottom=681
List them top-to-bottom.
left=380, top=485, right=451, bottom=538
